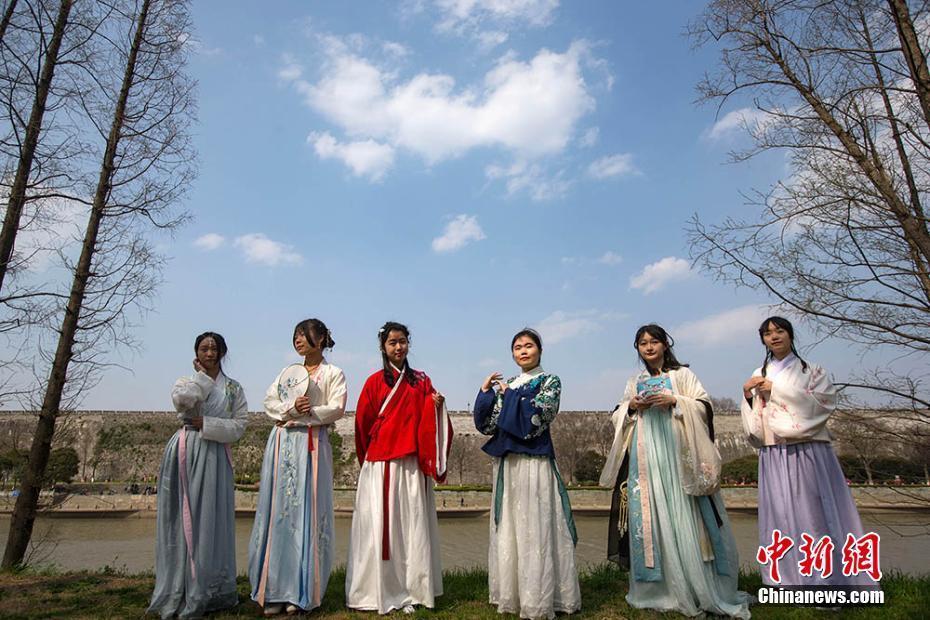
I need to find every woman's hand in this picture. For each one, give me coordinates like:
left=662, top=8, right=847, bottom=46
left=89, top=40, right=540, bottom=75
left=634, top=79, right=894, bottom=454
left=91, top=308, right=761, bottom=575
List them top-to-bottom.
left=193, top=358, right=206, bottom=374
left=481, top=372, right=502, bottom=392
left=743, top=376, right=772, bottom=399
left=433, top=392, right=445, bottom=407
left=643, top=393, right=677, bottom=409
left=629, top=394, right=647, bottom=413
left=294, top=395, right=312, bottom=415
left=186, top=416, right=203, bottom=430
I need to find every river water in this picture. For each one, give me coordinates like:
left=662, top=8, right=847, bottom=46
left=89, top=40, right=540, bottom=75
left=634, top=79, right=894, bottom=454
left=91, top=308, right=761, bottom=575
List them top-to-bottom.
left=0, top=511, right=926, bottom=576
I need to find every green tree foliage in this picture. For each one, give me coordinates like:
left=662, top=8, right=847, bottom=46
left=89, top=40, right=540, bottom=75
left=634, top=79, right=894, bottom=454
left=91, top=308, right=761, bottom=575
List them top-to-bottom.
left=44, top=447, right=78, bottom=486
left=574, top=450, right=606, bottom=486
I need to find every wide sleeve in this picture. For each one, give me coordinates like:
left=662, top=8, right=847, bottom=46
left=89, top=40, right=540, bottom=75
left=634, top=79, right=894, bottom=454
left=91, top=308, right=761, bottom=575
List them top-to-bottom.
left=767, top=363, right=836, bottom=440
left=740, top=367, right=765, bottom=447
left=263, top=368, right=297, bottom=422
left=309, top=368, right=348, bottom=426
left=671, top=368, right=722, bottom=496
left=171, top=371, right=214, bottom=415
left=497, top=374, right=561, bottom=440
left=354, top=376, right=378, bottom=465
left=599, top=377, right=638, bottom=489
left=201, top=381, right=249, bottom=444
left=473, top=388, right=500, bottom=435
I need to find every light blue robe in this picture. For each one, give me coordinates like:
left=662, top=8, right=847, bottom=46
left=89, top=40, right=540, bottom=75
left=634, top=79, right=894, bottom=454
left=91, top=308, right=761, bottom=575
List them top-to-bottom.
left=248, top=362, right=347, bottom=612
left=148, top=371, right=249, bottom=619
left=627, top=373, right=750, bottom=618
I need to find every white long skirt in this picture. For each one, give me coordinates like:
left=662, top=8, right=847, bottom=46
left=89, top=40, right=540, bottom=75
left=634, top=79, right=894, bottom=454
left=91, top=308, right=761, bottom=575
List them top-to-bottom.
left=489, top=454, right=581, bottom=619
left=345, top=455, right=443, bottom=613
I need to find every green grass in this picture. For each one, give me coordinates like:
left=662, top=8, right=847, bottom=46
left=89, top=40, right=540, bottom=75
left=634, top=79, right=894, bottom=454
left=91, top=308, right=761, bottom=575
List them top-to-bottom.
left=0, top=565, right=925, bottom=619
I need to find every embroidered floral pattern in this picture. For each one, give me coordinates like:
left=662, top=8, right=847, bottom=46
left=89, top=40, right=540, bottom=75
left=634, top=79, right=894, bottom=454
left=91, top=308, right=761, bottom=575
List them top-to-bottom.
left=527, top=374, right=561, bottom=439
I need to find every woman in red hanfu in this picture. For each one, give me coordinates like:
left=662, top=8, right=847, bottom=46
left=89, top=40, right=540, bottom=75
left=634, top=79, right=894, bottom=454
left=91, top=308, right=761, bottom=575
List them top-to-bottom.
left=345, top=321, right=453, bottom=614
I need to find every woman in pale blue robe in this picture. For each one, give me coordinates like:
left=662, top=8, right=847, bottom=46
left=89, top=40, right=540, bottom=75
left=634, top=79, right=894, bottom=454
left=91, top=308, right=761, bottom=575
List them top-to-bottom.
left=248, top=319, right=347, bottom=616
left=600, top=325, right=750, bottom=618
left=148, top=332, right=249, bottom=619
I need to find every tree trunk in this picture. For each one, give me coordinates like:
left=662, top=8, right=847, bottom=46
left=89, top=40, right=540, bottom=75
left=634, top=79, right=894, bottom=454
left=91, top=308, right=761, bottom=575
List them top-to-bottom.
left=0, top=0, right=72, bottom=295
left=0, top=0, right=18, bottom=44
left=1, top=0, right=151, bottom=569
left=888, top=0, right=930, bottom=132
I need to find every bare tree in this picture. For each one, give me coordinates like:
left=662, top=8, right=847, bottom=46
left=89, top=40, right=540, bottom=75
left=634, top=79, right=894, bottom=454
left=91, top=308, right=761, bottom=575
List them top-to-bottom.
left=0, top=0, right=73, bottom=293
left=2, top=0, right=194, bottom=568
left=688, top=1, right=930, bottom=421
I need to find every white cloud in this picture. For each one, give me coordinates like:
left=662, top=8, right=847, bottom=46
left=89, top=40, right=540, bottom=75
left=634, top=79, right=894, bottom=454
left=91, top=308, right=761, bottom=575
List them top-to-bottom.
left=434, top=0, right=560, bottom=32
left=476, top=30, right=509, bottom=49
left=293, top=39, right=595, bottom=167
left=382, top=41, right=411, bottom=58
left=278, top=53, right=303, bottom=81
left=705, top=107, right=772, bottom=141
left=578, top=127, right=598, bottom=147
left=309, top=132, right=395, bottom=181
left=587, top=153, right=639, bottom=179
left=485, top=160, right=571, bottom=201
left=432, top=214, right=487, bottom=253
left=193, top=233, right=225, bottom=251
left=233, top=234, right=303, bottom=266
left=597, top=251, right=622, bottom=265
left=629, top=256, right=693, bottom=294
left=674, top=305, right=769, bottom=347
left=533, top=309, right=624, bottom=345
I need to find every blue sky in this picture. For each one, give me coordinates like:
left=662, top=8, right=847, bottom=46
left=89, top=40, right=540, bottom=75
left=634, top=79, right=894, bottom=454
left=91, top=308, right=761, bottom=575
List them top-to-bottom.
left=74, top=0, right=870, bottom=411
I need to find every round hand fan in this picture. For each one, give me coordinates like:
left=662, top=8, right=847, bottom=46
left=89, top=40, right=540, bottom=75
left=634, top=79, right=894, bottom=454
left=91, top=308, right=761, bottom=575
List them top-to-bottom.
left=276, top=364, right=310, bottom=409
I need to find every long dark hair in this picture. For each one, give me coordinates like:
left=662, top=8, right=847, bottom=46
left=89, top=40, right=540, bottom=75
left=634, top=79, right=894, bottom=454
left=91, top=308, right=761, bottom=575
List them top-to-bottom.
left=758, top=316, right=808, bottom=376
left=293, top=318, right=335, bottom=352
left=379, top=321, right=419, bottom=387
left=633, top=324, right=686, bottom=375
left=194, top=331, right=228, bottom=371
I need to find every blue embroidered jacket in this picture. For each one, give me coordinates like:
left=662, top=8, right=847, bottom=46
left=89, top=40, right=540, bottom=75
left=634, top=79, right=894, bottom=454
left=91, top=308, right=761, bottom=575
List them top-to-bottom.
left=472, top=372, right=561, bottom=458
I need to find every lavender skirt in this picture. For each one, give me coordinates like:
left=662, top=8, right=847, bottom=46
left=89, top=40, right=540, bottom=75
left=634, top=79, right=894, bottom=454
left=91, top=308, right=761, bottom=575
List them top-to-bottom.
left=758, top=442, right=877, bottom=587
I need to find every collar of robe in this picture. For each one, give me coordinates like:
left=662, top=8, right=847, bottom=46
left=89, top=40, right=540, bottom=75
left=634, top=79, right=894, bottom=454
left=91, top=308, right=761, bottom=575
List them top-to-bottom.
left=509, top=365, right=544, bottom=389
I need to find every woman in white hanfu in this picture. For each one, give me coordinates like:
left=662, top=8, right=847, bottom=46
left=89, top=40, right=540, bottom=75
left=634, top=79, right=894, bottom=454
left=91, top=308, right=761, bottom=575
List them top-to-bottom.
left=742, top=316, right=876, bottom=589
left=248, top=318, right=348, bottom=616
left=600, top=324, right=750, bottom=618
left=473, top=328, right=581, bottom=620
left=148, top=332, right=249, bottom=619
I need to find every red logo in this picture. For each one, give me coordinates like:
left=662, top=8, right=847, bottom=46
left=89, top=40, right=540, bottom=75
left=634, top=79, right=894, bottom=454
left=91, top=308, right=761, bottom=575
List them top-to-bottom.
left=757, top=529, right=794, bottom=583
left=841, top=532, right=882, bottom=581
left=797, top=533, right=834, bottom=578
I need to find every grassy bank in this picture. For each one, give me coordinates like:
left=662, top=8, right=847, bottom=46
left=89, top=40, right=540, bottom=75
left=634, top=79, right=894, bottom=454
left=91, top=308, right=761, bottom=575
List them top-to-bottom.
left=0, top=565, right=924, bottom=619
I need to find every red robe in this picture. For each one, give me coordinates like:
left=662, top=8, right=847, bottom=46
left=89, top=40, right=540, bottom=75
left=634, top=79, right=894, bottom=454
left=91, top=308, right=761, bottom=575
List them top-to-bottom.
left=355, top=368, right=452, bottom=483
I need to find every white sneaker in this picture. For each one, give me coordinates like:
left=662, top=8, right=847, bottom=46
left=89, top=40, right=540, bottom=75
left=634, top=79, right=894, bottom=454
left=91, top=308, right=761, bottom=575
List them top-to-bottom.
left=263, top=603, right=284, bottom=616
left=285, top=603, right=301, bottom=615
left=402, top=604, right=416, bottom=614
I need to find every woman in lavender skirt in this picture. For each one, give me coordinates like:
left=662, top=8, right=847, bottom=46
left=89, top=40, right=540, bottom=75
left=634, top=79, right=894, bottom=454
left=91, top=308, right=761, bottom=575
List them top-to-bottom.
left=742, top=316, right=877, bottom=588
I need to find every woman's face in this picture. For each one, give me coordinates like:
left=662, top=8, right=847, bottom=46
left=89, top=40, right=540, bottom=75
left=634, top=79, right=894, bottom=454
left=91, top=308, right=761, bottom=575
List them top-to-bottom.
left=762, top=322, right=792, bottom=358
left=294, top=328, right=321, bottom=358
left=383, top=330, right=409, bottom=367
left=637, top=332, right=666, bottom=369
left=512, top=336, right=541, bottom=371
left=196, top=337, right=219, bottom=371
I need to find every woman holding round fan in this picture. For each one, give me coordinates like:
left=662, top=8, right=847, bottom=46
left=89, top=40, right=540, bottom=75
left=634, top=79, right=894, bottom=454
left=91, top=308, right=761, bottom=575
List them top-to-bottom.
left=248, top=318, right=347, bottom=616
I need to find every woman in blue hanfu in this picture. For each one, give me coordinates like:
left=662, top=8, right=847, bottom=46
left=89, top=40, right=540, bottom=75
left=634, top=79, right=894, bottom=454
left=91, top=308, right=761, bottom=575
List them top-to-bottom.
left=742, top=316, right=876, bottom=589
left=248, top=318, right=347, bottom=616
left=600, top=324, right=750, bottom=618
left=473, top=328, right=581, bottom=619
left=148, top=331, right=249, bottom=619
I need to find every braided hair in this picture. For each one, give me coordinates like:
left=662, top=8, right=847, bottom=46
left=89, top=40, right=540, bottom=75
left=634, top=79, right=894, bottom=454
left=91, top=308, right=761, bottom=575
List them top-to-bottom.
left=758, top=316, right=808, bottom=377
left=378, top=321, right=419, bottom=387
